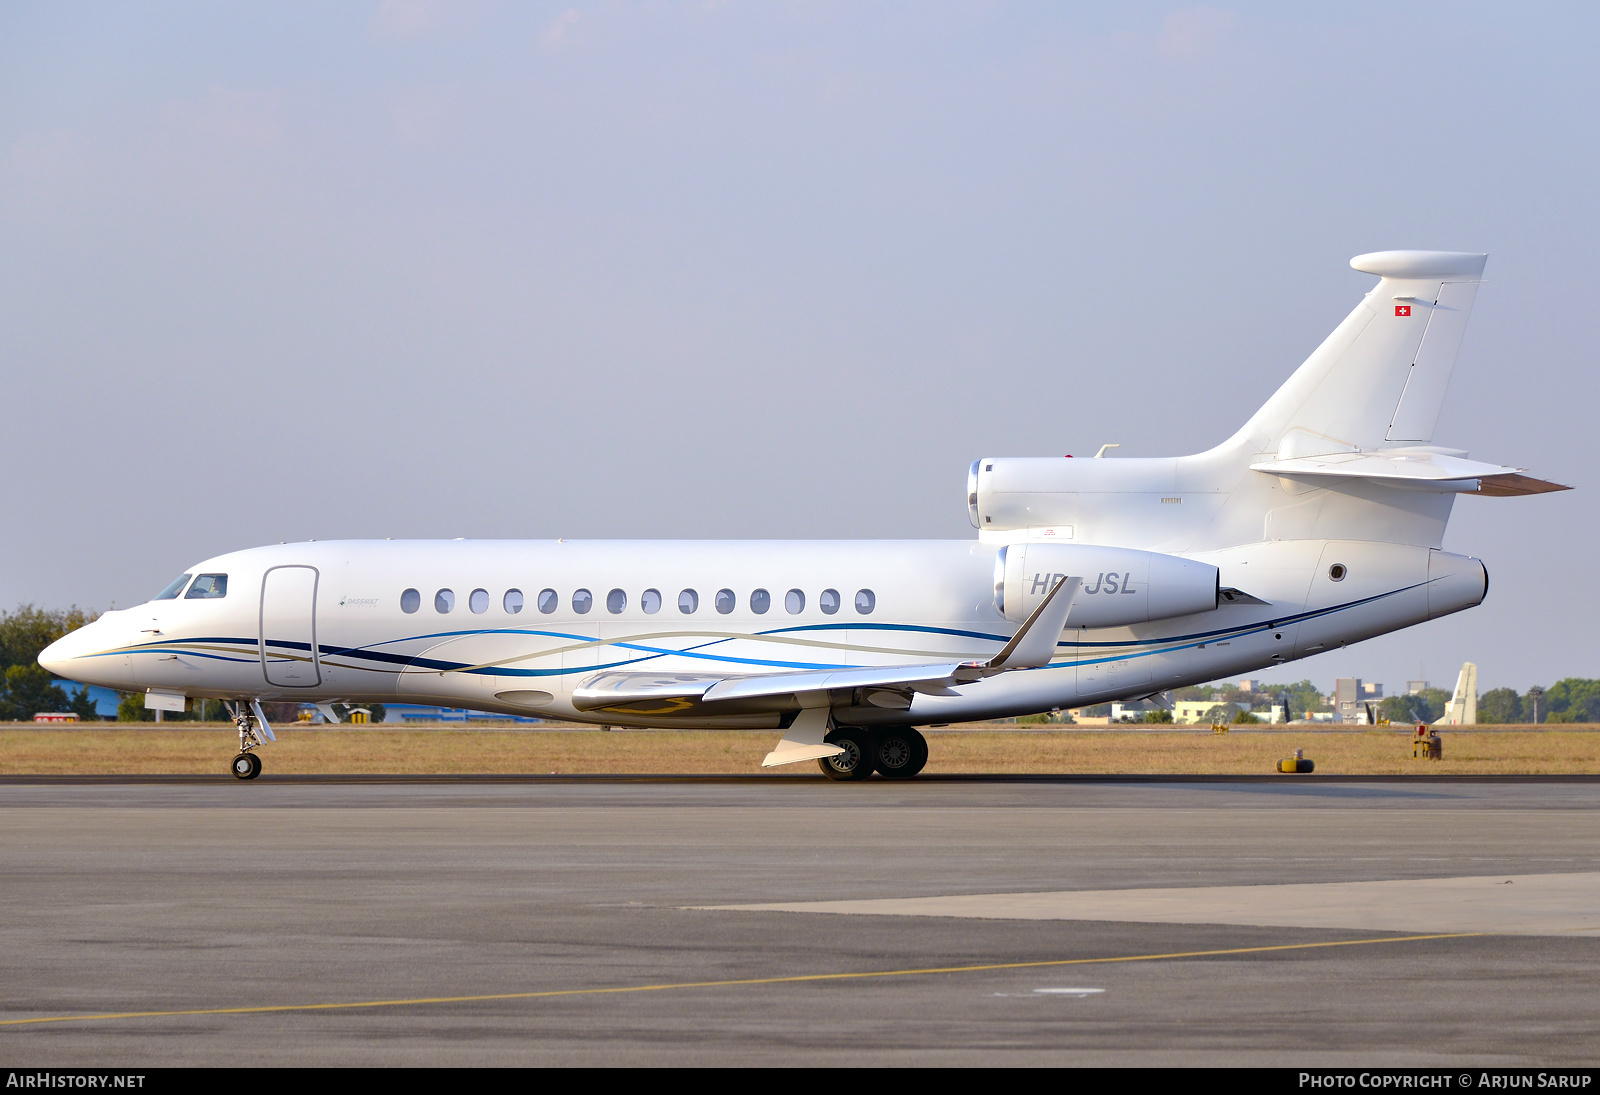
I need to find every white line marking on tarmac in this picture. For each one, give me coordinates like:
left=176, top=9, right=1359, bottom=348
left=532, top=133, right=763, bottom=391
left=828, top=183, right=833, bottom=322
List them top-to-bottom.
left=698, top=871, right=1600, bottom=937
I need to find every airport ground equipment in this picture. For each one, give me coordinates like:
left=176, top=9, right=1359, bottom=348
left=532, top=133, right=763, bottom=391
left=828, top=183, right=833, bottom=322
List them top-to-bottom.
left=36, top=250, right=1571, bottom=779
left=1414, top=725, right=1444, bottom=760
left=1277, top=749, right=1315, bottom=774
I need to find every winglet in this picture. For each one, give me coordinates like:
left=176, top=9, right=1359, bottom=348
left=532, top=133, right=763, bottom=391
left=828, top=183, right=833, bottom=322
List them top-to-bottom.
left=985, top=575, right=1079, bottom=671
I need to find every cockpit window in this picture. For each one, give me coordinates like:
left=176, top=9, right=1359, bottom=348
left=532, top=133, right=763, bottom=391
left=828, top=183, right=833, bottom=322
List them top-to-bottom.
left=154, top=574, right=192, bottom=600
left=185, top=574, right=228, bottom=599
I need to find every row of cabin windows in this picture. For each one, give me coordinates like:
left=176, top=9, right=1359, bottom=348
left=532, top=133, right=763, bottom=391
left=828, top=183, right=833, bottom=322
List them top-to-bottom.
left=399, top=586, right=876, bottom=616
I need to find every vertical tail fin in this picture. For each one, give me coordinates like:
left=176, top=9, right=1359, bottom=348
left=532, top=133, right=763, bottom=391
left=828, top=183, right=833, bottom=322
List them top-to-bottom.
left=1234, top=251, right=1487, bottom=458
left=1435, top=662, right=1478, bottom=725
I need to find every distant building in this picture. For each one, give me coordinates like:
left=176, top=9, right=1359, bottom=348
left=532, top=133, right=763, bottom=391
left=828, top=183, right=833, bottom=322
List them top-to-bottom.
left=1334, top=677, right=1365, bottom=723
left=1236, top=679, right=1264, bottom=693
left=1407, top=680, right=1429, bottom=695
left=1362, top=682, right=1384, bottom=699
left=1173, top=700, right=1226, bottom=723
left=1173, top=700, right=1284, bottom=724
left=392, top=705, right=545, bottom=724
left=34, top=712, right=78, bottom=723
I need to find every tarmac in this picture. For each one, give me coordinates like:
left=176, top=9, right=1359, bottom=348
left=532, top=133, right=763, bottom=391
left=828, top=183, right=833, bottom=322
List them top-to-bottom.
left=1, top=775, right=1598, bottom=1066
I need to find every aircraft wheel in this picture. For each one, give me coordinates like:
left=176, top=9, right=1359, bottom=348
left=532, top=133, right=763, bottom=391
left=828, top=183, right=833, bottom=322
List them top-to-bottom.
left=818, top=727, right=875, bottom=782
left=874, top=728, right=928, bottom=778
left=232, top=753, right=261, bottom=780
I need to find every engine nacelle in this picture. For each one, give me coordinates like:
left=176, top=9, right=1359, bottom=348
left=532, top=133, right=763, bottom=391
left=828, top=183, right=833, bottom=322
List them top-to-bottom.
left=995, top=543, right=1219, bottom=627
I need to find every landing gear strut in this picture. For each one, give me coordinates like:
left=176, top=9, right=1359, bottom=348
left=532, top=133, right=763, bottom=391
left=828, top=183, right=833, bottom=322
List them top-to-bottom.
left=227, top=702, right=267, bottom=780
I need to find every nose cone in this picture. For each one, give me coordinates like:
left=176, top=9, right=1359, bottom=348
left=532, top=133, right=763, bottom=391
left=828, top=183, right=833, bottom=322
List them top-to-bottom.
left=36, top=616, right=132, bottom=690
left=37, top=634, right=74, bottom=677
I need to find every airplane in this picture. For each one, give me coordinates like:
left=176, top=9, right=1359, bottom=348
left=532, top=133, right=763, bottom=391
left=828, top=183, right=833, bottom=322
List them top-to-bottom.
left=39, top=250, right=1569, bottom=781
left=1435, top=662, right=1479, bottom=726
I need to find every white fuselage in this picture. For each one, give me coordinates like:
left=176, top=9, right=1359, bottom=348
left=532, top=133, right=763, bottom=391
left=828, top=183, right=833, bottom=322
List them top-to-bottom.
left=44, top=537, right=1486, bottom=727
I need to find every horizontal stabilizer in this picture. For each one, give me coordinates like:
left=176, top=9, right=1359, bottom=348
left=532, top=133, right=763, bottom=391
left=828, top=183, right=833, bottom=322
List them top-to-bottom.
left=1251, top=448, right=1571, bottom=495
left=1473, top=473, right=1571, bottom=497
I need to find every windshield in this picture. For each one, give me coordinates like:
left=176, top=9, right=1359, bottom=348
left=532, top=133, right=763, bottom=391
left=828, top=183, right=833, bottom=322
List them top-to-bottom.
left=154, top=574, right=192, bottom=600
left=185, top=574, right=228, bottom=599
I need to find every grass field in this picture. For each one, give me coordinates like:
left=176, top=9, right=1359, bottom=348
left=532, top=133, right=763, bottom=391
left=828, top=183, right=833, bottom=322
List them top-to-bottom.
left=2, top=724, right=1597, bottom=776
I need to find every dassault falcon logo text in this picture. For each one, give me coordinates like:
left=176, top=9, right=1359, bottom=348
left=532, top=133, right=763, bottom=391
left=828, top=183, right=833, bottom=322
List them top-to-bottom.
left=338, top=596, right=380, bottom=608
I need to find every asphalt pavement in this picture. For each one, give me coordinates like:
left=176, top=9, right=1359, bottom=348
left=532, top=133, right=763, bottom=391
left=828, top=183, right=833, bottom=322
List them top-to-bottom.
left=1, top=775, right=1597, bottom=1065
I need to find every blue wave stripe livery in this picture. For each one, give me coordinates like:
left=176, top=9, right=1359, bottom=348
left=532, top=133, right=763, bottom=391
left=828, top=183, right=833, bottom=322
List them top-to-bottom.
left=109, top=581, right=1432, bottom=681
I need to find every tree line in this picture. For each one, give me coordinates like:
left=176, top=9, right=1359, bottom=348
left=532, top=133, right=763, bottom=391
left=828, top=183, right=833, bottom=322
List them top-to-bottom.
left=0, top=606, right=102, bottom=721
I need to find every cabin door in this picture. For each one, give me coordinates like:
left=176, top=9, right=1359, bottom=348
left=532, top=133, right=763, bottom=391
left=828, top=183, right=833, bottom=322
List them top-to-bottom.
left=260, top=566, right=321, bottom=687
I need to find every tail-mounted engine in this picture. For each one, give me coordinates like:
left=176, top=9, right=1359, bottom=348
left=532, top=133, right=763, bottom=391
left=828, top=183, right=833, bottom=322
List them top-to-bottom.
left=995, top=543, right=1219, bottom=627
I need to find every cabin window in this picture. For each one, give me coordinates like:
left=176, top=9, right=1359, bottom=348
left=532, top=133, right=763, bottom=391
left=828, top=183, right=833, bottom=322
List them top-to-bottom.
left=155, top=574, right=192, bottom=600
left=185, top=574, right=228, bottom=599
left=401, top=588, right=421, bottom=613
left=469, top=588, right=490, bottom=614
left=537, top=588, right=558, bottom=614
left=572, top=588, right=593, bottom=614
left=607, top=588, right=627, bottom=614
left=641, top=588, right=662, bottom=614
left=715, top=588, right=735, bottom=614
left=435, top=589, right=456, bottom=613
left=504, top=589, right=524, bottom=614
left=678, top=589, right=699, bottom=614
left=750, top=589, right=771, bottom=614
left=785, top=589, right=805, bottom=614
left=819, top=589, right=840, bottom=615
left=854, top=589, right=876, bottom=614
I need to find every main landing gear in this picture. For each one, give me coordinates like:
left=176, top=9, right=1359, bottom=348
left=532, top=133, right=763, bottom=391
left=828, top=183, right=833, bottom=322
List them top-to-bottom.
left=227, top=702, right=268, bottom=780
left=818, top=727, right=929, bottom=782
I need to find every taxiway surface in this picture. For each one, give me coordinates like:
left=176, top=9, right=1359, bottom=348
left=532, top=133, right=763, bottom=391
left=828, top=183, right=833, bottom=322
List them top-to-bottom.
left=2, top=776, right=1597, bottom=1066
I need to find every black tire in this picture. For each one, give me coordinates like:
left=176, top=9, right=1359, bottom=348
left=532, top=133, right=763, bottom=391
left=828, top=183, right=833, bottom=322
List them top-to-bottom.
left=818, top=727, right=875, bottom=781
left=874, top=728, right=928, bottom=778
left=248, top=752, right=262, bottom=779
left=231, top=753, right=257, bottom=780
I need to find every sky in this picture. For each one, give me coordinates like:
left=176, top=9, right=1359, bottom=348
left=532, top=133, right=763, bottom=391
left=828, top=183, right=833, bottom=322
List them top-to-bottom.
left=1, top=1, right=1595, bottom=693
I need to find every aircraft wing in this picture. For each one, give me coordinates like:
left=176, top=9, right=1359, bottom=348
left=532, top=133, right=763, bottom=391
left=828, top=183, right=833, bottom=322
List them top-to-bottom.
left=1250, top=449, right=1570, bottom=495
left=570, top=574, right=1080, bottom=714
left=571, top=662, right=971, bottom=713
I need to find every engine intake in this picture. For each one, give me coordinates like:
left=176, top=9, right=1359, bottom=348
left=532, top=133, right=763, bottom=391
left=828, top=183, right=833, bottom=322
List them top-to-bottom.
left=995, top=543, right=1219, bottom=627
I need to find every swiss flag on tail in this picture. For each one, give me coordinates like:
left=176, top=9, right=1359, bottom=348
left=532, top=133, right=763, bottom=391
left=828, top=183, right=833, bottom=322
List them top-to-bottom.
left=1395, top=305, right=1411, bottom=317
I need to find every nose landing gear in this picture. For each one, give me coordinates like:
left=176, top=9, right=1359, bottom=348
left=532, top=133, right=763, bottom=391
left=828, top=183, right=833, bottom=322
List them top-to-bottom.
left=225, top=701, right=271, bottom=780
